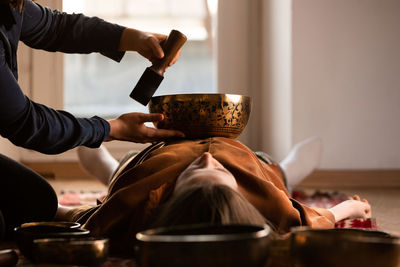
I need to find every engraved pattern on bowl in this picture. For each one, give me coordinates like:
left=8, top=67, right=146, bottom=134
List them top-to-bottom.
left=149, top=94, right=251, bottom=139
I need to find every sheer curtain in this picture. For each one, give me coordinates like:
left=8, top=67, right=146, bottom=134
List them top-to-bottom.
left=217, top=0, right=292, bottom=160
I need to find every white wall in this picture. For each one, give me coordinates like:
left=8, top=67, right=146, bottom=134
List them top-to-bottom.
left=217, top=0, right=292, bottom=162
left=217, top=0, right=253, bottom=145
left=218, top=0, right=400, bottom=169
left=259, top=0, right=292, bottom=161
left=292, top=0, right=400, bottom=169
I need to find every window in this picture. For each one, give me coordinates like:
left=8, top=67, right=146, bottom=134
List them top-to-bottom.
left=19, top=0, right=218, bottom=161
left=63, top=0, right=217, bottom=118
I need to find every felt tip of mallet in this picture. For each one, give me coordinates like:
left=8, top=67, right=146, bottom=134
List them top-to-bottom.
left=130, top=67, right=164, bottom=106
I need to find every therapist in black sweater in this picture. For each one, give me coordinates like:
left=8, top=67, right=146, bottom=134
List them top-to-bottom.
left=0, top=0, right=183, bottom=240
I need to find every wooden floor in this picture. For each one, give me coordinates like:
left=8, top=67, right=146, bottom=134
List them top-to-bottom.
left=37, top=162, right=400, bottom=237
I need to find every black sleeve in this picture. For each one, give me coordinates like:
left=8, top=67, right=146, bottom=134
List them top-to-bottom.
left=21, top=0, right=126, bottom=62
left=0, top=40, right=110, bottom=154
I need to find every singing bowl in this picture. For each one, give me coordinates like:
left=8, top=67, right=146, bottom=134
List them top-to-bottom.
left=148, top=94, right=251, bottom=139
left=135, top=223, right=272, bottom=267
left=14, top=225, right=90, bottom=261
left=290, top=227, right=400, bottom=267
left=32, top=237, right=109, bottom=266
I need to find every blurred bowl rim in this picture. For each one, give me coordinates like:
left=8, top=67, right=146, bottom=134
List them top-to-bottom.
left=150, top=93, right=251, bottom=100
left=20, top=221, right=81, bottom=229
left=136, top=223, right=271, bottom=243
left=14, top=225, right=90, bottom=236
left=291, top=226, right=399, bottom=244
left=33, top=237, right=108, bottom=246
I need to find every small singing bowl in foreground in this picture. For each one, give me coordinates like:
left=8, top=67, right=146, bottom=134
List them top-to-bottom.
left=149, top=94, right=251, bottom=139
left=136, top=223, right=272, bottom=267
left=14, top=225, right=90, bottom=261
left=291, top=227, right=400, bottom=267
left=32, top=237, right=109, bottom=266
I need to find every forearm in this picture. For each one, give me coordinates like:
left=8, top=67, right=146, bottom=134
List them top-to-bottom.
left=21, top=0, right=125, bottom=61
left=0, top=63, right=109, bottom=153
left=4, top=105, right=110, bottom=154
left=328, top=199, right=371, bottom=223
left=328, top=205, right=348, bottom=222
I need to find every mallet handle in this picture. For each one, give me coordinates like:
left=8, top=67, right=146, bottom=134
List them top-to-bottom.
left=151, top=30, right=187, bottom=75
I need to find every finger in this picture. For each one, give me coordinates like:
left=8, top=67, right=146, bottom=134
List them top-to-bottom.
left=149, top=36, right=164, bottom=59
left=169, top=49, right=182, bottom=66
left=137, top=113, right=164, bottom=123
left=147, top=128, right=185, bottom=139
left=155, top=128, right=185, bottom=138
left=353, top=195, right=360, bottom=201
left=363, top=202, right=371, bottom=217
left=365, top=207, right=370, bottom=215
left=365, top=208, right=372, bottom=218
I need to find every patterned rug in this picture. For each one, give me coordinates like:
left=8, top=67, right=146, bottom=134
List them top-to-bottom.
left=291, top=189, right=377, bottom=229
left=58, top=190, right=105, bottom=206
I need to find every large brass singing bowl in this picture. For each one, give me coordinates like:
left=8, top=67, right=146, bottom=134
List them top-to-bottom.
left=148, top=94, right=251, bottom=139
left=136, top=224, right=272, bottom=267
left=290, top=227, right=400, bottom=267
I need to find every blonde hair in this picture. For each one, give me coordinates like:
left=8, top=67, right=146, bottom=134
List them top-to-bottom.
left=150, top=183, right=273, bottom=229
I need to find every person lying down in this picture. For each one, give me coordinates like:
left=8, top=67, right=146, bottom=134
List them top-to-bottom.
left=56, top=137, right=371, bottom=256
